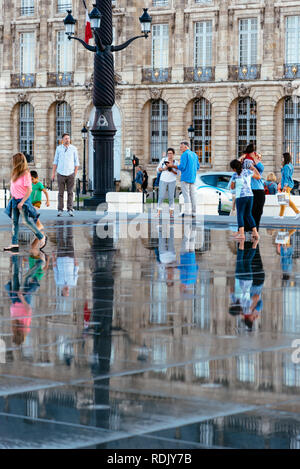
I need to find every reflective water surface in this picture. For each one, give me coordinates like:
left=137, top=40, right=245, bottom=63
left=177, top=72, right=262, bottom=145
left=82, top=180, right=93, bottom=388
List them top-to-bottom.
left=0, top=218, right=300, bottom=448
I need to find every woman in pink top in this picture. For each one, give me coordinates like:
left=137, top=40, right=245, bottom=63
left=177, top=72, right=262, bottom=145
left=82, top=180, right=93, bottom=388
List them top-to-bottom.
left=4, top=153, right=47, bottom=252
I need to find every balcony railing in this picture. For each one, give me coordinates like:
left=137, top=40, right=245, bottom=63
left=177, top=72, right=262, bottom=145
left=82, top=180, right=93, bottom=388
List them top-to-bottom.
left=57, top=2, right=72, bottom=13
left=20, top=6, right=34, bottom=16
left=284, top=64, right=300, bottom=79
left=228, top=65, right=261, bottom=81
left=184, top=66, right=215, bottom=82
left=142, top=68, right=171, bottom=83
left=47, top=72, right=74, bottom=87
left=11, top=74, right=36, bottom=88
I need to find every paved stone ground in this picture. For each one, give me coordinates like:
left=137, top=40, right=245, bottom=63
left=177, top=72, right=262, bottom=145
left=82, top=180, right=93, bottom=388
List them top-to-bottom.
left=0, top=209, right=300, bottom=448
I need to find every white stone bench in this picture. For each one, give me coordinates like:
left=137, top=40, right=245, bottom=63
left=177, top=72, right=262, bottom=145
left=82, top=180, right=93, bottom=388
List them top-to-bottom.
left=0, top=190, right=73, bottom=210
left=106, top=192, right=143, bottom=213
left=263, top=194, right=300, bottom=217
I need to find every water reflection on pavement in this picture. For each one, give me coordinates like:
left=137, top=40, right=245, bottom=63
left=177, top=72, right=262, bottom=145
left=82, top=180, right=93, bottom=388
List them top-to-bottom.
left=0, top=219, right=300, bottom=448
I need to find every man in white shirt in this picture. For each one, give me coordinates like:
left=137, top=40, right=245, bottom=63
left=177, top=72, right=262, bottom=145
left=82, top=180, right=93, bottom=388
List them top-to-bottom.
left=52, top=133, right=79, bottom=217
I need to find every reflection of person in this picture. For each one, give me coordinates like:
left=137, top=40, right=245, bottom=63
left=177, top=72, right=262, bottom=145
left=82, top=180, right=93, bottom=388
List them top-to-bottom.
left=52, top=133, right=79, bottom=217
left=157, top=148, right=179, bottom=218
left=277, top=152, right=300, bottom=219
left=177, top=222, right=198, bottom=294
left=53, top=224, right=79, bottom=297
left=156, top=225, right=177, bottom=287
left=276, top=229, right=296, bottom=278
left=229, top=239, right=264, bottom=331
left=5, top=254, right=44, bottom=345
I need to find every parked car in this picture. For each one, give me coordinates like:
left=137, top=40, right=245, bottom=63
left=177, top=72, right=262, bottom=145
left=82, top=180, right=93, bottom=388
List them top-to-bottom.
left=179, top=171, right=234, bottom=215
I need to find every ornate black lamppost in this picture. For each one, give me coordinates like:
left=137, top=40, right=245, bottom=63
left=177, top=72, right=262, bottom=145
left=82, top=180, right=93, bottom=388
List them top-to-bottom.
left=64, top=4, right=152, bottom=208
left=81, top=125, right=88, bottom=194
left=188, top=125, right=195, bottom=152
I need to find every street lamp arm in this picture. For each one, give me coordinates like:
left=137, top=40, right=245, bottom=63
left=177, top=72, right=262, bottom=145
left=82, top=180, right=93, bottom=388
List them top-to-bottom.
left=93, top=28, right=106, bottom=52
left=111, top=34, right=148, bottom=52
left=69, top=35, right=97, bottom=52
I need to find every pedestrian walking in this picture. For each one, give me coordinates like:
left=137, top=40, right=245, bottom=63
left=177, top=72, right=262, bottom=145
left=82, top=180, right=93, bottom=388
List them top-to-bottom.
left=52, top=133, right=79, bottom=217
left=167, top=141, right=199, bottom=217
left=240, top=143, right=265, bottom=232
left=156, top=148, right=179, bottom=218
left=276, top=152, right=300, bottom=219
left=4, top=153, right=47, bottom=252
left=230, top=159, right=261, bottom=240
left=135, top=166, right=143, bottom=192
left=30, top=170, right=50, bottom=231
left=264, top=172, right=278, bottom=195
left=177, top=221, right=198, bottom=295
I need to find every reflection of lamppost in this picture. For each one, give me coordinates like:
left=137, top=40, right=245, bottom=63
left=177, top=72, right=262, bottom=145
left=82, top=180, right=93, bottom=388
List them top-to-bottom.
left=64, top=4, right=152, bottom=207
left=81, top=125, right=88, bottom=195
left=188, top=125, right=195, bottom=152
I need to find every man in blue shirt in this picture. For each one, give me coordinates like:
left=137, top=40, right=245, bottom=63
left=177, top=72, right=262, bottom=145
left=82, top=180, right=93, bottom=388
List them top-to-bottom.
left=167, top=141, right=200, bottom=217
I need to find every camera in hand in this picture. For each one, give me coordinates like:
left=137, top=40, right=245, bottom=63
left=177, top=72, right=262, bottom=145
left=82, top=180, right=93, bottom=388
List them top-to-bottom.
left=164, top=160, right=172, bottom=171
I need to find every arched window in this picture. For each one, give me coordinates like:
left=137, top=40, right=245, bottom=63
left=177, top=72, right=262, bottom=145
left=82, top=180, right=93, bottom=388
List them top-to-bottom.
left=284, top=96, right=300, bottom=166
left=237, top=97, right=256, bottom=157
left=193, top=98, right=211, bottom=166
left=150, top=99, right=168, bottom=163
left=19, top=102, right=34, bottom=160
left=56, top=102, right=71, bottom=147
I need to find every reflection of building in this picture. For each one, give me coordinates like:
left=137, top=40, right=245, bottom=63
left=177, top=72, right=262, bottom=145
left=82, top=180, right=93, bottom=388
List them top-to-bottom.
left=110, top=227, right=300, bottom=405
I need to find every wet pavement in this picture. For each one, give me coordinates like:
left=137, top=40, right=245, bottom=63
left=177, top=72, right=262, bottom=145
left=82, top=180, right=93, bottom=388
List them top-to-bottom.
left=0, top=214, right=300, bottom=448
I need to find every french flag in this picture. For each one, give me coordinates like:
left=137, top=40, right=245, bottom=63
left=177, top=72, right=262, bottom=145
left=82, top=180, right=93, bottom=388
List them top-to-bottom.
left=83, top=0, right=93, bottom=44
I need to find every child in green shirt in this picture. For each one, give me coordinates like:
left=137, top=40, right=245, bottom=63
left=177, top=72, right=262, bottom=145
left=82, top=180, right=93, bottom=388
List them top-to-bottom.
left=30, top=170, right=50, bottom=231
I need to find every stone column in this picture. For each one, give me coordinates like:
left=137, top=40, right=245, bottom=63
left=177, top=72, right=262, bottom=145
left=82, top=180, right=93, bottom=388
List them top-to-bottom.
left=215, top=0, right=229, bottom=81
left=261, top=1, right=275, bottom=81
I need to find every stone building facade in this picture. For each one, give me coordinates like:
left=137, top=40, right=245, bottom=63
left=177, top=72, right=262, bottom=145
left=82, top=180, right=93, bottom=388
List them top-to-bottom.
left=1, top=0, right=300, bottom=188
